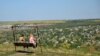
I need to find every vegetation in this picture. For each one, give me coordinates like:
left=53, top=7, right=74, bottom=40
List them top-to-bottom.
left=0, top=19, right=100, bottom=56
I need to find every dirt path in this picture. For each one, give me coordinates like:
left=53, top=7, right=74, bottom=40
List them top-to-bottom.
left=9, top=53, right=28, bottom=56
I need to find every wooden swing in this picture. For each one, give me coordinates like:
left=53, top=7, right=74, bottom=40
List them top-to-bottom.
left=11, top=24, right=39, bottom=51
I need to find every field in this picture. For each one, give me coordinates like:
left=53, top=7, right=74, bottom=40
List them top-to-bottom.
left=0, top=19, right=100, bottom=56
left=0, top=44, right=100, bottom=56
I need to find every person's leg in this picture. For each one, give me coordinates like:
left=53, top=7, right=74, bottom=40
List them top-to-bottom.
left=33, top=43, right=37, bottom=48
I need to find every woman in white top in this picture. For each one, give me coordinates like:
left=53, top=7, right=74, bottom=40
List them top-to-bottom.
left=29, top=33, right=36, bottom=45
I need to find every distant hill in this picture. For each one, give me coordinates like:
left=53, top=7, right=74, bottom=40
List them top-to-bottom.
left=0, top=19, right=100, bottom=27
left=0, top=20, right=65, bottom=25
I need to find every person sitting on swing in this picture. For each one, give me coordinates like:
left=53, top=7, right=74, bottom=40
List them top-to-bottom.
left=29, top=33, right=37, bottom=46
left=19, top=34, right=25, bottom=43
left=19, top=34, right=27, bottom=50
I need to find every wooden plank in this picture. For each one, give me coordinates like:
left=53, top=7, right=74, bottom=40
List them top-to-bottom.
left=14, top=42, right=37, bottom=48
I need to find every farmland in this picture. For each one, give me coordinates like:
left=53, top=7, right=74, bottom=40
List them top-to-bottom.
left=0, top=19, right=100, bottom=56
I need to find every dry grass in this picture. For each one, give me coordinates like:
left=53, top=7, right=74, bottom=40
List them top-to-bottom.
left=0, top=44, right=100, bottom=56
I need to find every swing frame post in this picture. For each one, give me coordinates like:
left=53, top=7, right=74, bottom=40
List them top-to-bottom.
left=11, top=26, right=16, bottom=51
left=36, top=26, right=43, bottom=53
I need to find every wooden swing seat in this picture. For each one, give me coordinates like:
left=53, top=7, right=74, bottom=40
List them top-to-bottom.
left=14, top=42, right=37, bottom=51
left=14, top=42, right=37, bottom=48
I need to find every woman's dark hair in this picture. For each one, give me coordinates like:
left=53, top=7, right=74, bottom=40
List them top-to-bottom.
left=21, top=34, right=24, bottom=37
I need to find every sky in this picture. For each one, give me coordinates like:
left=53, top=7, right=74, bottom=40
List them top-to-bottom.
left=0, top=0, right=100, bottom=21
